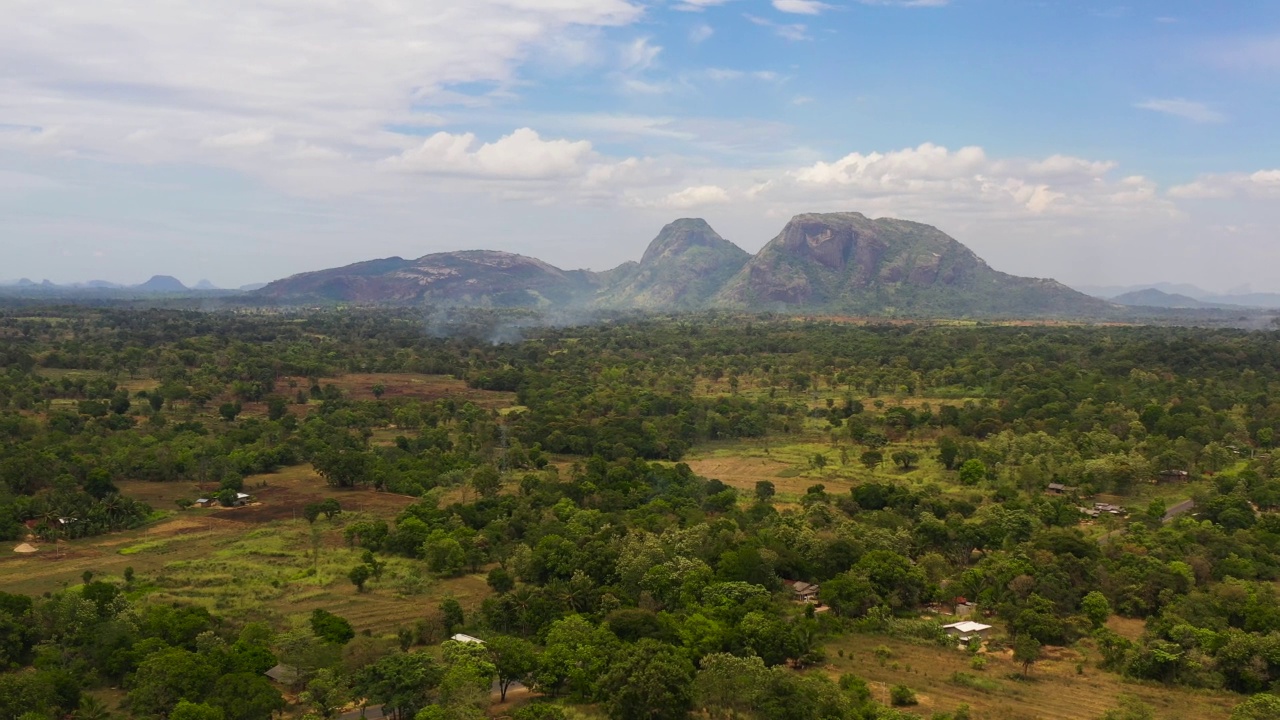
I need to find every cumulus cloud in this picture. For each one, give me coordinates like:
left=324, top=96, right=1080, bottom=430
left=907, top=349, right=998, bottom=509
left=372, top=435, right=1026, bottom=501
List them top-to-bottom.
left=0, top=0, right=643, bottom=172
left=772, top=0, right=831, bottom=15
left=1135, top=98, right=1227, bottom=124
left=382, top=128, right=595, bottom=179
left=1169, top=169, right=1280, bottom=199
left=658, top=185, right=732, bottom=208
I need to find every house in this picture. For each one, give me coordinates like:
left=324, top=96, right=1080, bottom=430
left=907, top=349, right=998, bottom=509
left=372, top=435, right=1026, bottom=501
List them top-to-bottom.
left=1157, top=470, right=1190, bottom=483
left=1046, top=483, right=1067, bottom=495
left=194, top=498, right=216, bottom=508
left=1094, top=502, right=1126, bottom=515
left=791, top=581, right=820, bottom=602
left=954, top=601, right=977, bottom=619
left=943, top=621, right=993, bottom=642
left=450, top=633, right=484, bottom=645
left=264, top=663, right=299, bottom=685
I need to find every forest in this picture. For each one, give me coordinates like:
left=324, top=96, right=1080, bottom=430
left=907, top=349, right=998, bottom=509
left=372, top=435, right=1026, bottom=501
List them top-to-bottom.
left=1, top=306, right=1280, bottom=720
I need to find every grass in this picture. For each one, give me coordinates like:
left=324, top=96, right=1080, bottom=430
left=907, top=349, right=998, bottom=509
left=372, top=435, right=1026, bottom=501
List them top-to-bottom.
left=1, top=466, right=487, bottom=637
left=820, top=633, right=1240, bottom=720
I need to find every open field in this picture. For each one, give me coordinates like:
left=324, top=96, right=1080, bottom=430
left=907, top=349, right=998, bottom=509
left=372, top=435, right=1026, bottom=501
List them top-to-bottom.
left=321, top=372, right=516, bottom=408
left=0, top=465, right=487, bottom=636
left=821, top=633, right=1240, bottom=720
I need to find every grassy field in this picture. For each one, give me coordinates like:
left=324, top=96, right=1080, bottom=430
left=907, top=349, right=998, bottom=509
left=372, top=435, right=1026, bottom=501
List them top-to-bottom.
left=0, top=465, right=489, bottom=636
left=819, top=633, right=1239, bottom=720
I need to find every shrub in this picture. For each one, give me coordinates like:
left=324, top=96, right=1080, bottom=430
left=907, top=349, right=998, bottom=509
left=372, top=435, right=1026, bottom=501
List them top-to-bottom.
left=889, top=685, right=918, bottom=706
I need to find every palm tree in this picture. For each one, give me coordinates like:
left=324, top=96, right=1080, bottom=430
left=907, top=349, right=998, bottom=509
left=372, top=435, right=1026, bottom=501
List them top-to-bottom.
left=75, top=695, right=113, bottom=720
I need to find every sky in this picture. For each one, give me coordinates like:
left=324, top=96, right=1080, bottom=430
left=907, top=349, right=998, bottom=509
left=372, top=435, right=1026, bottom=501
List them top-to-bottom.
left=2, top=0, right=1279, bottom=291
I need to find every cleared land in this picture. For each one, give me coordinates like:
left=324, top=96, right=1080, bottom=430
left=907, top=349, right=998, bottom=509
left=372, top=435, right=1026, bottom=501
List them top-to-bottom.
left=0, top=465, right=486, bottom=636
left=821, top=634, right=1238, bottom=720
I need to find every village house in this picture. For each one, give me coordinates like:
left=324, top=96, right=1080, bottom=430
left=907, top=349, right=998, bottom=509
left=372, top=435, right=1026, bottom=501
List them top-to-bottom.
left=1046, top=483, right=1067, bottom=495
left=790, top=580, right=820, bottom=602
left=943, top=621, right=993, bottom=643
left=450, top=633, right=484, bottom=644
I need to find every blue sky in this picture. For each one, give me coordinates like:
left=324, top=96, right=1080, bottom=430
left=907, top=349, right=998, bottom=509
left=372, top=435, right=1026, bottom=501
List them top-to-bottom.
left=3, top=0, right=1279, bottom=291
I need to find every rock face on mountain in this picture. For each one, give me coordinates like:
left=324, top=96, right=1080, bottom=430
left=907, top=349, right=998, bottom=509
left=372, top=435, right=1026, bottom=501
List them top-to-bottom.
left=252, top=212, right=1115, bottom=318
left=713, top=213, right=1109, bottom=316
left=596, top=218, right=750, bottom=309
left=256, top=251, right=597, bottom=307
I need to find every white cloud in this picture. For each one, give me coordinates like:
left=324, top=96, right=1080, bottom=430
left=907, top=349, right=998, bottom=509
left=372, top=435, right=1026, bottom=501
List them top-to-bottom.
left=0, top=0, right=643, bottom=173
left=674, top=0, right=734, bottom=10
left=772, top=0, right=831, bottom=15
left=855, top=0, right=950, bottom=6
left=745, top=15, right=810, bottom=41
left=689, top=24, right=715, bottom=43
left=621, top=38, right=663, bottom=72
left=1134, top=98, right=1227, bottom=124
left=382, top=128, right=595, bottom=179
left=201, top=129, right=274, bottom=148
left=1169, top=169, right=1280, bottom=199
left=656, top=185, right=732, bottom=208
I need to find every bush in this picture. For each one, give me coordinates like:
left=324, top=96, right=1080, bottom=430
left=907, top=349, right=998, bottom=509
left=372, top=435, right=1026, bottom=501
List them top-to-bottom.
left=969, top=655, right=987, bottom=671
left=949, top=672, right=1000, bottom=694
left=889, top=684, right=918, bottom=706
left=513, top=705, right=568, bottom=720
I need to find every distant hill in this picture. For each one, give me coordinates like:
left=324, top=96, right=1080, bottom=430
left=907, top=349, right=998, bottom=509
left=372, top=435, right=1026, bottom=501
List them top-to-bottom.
left=252, top=212, right=1118, bottom=319
left=711, top=213, right=1110, bottom=316
left=596, top=218, right=750, bottom=309
left=256, top=251, right=598, bottom=307
left=134, top=275, right=188, bottom=293
left=194, top=279, right=219, bottom=290
left=1077, top=282, right=1280, bottom=309
left=1111, top=288, right=1221, bottom=309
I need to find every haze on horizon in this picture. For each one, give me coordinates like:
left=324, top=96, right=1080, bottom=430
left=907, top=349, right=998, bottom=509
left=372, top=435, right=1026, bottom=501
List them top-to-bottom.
left=2, top=0, right=1278, bottom=292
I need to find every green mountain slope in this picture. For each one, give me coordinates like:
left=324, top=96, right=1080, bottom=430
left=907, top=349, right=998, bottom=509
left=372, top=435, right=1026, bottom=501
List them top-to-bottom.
left=712, top=212, right=1112, bottom=316
left=595, top=218, right=750, bottom=309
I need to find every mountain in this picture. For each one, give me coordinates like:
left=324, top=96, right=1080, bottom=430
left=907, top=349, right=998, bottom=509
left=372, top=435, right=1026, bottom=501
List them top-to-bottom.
left=250, top=212, right=1121, bottom=318
left=711, top=212, right=1109, bottom=316
left=596, top=218, right=750, bottom=309
left=256, top=251, right=598, bottom=306
left=134, top=275, right=188, bottom=293
left=194, top=279, right=219, bottom=290
left=239, top=282, right=268, bottom=292
left=1075, top=282, right=1213, bottom=300
left=1111, top=288, right=1220, bottom=309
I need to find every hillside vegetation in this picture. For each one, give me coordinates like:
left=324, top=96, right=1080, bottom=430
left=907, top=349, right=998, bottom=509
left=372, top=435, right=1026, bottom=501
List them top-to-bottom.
left=0, top=308, right=1279, bottom=719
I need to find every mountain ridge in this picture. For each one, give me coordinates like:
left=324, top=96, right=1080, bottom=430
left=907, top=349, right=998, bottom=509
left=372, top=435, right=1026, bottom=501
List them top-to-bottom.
left=253, top=212, right=1113, bottom=318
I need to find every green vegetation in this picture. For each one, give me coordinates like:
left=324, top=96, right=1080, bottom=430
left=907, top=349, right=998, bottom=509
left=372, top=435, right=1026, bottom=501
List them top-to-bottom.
left=1, top=307, right=1280, bottom=718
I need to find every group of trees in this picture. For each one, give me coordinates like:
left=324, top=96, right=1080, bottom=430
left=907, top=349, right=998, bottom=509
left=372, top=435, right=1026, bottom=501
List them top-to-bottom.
left=3, top=307, right=1280, bottom=717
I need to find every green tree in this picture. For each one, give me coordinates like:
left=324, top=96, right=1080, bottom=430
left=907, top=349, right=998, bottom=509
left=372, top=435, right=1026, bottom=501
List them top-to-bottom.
left=218, top=402, right=242, bottom=422
left=937, top=436, right=960, bottom=470
left=859, top=450, right=882, bottom=471
left=891, top=450, right=919, bottom=471
left=958, top=459, right=986, bottom=485
left=470, top=466, right=502, bottom=499
left=754, top=481, right=776, bottom=503
left=303, top=503, right=323, bottom=525
left=349, top=564, right=371, bottom=593
left=487, top=567, right=515, bottom=594
left=1080, top=591, right=1111, bottom=629
left=439, top=598, right=464, bottom=634
left=310, top=609, right=355, bottom=645
left=488, top=635, right=538, bottom=702
left=1013, top=635, right=1041, bottom=678
left=600, top=639, right=695, bottom=720
left=127, top=648, right=219, bottom=718
left=353, top=651, right=443, bottom=720
left=693, top=652, right=768, bottom=719
left=299, top=668, right=349, bottom=719
left=206, top=673, right=285, bottom=720
left=889, top=684, right=917, bottom=706
left=1232, top=694, right=1280, bottom=720
left=169, top=701, right=224, bottom=720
